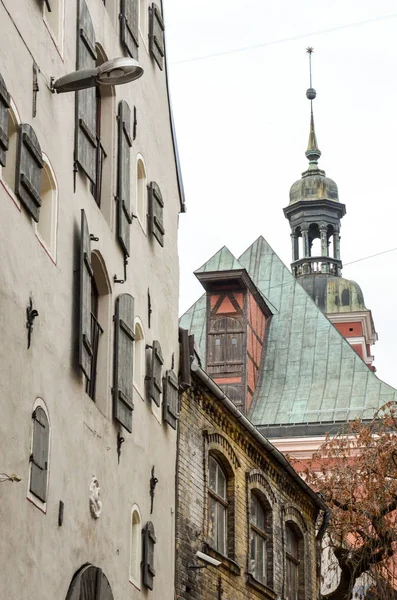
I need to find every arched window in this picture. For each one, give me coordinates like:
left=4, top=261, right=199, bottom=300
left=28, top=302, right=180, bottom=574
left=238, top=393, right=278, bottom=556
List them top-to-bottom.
left=44, top=0, right=65, bottom=50
left=1, top=100, right=19, bottom=194
left=36, top=155, right=58, bottom=260
left=136, top=155, right=147, bottom=229
left=86, top=251, right=111, bottom=413
left=133, top=318, right=145, bottom=396
left=28, top=399, right=50, bottom=509
left=208, top=455, right=228, bottom=555
left=250, top=492, right=270, bottom=584
left=130, top=505, right=142, bottom=588
left=286, top=523, right=302, bottom=600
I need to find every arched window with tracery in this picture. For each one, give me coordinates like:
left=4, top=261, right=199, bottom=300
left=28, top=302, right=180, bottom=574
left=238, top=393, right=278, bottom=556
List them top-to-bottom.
left=208, top=455, right=228, bottom=555
left=250, top=491, right=272, bottom=585
left=286, top=523, right=303, bottom=600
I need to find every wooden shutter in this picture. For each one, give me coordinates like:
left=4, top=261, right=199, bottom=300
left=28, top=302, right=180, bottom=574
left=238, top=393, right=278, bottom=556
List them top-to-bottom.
left=75, top=0, right=97, bottom=184
left=120, top=0, right=139, bottom=60
left=149, top=3, right=165, bottom=70
left=0, top=73, right=10, bottom=167
left=117, top=100, right=133, bottom=256
left=15, top=123, right=43, bottom=222
left=148, top=181, right=165, bottom=246
left=79, top=209, right=93, bottom=380
left=113, top=293, right=135, bottom=432
left=149, top=340, right=163, bottom=406
left=163, top=370, right=179, bottom=429
left=30, top=407, right=49, bottom=502
left=142, top=522, right=156, bottom=590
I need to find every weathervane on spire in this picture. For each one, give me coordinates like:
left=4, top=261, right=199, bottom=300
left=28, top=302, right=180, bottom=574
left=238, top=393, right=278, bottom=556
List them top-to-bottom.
left=304, top=47, right=321, bottom=164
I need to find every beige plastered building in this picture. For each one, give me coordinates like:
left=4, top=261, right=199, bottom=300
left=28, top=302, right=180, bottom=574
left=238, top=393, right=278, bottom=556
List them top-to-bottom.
left=0, top=0, right=184, bottom=598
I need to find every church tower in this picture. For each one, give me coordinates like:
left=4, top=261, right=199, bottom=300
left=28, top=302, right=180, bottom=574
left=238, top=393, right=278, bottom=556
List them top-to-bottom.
left=284, top=49, right=377, bottom=370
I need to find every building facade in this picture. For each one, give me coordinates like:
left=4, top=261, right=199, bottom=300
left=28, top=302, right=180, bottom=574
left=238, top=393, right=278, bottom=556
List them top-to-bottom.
left=0, top=0, right=183, bottom=598
left=175, top=360, right=327, bottom=600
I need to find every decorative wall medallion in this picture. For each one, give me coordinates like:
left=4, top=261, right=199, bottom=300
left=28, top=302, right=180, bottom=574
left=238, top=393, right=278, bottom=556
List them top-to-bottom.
left=89, top=476, right=102, bottom=519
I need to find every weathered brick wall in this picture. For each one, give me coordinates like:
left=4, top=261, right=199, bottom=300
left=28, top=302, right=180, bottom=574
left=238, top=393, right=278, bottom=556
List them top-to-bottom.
left=176, top=376, right=320, bottom=600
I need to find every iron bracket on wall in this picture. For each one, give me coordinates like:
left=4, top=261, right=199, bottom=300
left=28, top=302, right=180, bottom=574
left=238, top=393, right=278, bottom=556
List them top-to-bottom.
left=32, top=62, right=39, bottom=118
left=114, top=256, right=128, bottom=284
left=26, top=297, right=39, bottom=349
left=117, top=431, right=125, bottom=464
left=149, top=466, right=158, bottom=514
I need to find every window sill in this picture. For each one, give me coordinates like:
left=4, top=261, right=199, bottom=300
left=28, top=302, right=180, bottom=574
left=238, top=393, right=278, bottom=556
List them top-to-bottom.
left=203, top=544, right=241, bottom=576
left=246, top=573, right=277, bottom=599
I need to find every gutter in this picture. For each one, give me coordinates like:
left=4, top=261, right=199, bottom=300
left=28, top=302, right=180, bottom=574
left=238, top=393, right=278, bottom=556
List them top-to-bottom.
left=191, top=361, right=328, bottom=513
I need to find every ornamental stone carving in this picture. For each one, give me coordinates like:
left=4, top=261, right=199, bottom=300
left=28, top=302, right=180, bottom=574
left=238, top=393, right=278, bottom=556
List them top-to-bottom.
left=89, top=476, right=102, bottom=519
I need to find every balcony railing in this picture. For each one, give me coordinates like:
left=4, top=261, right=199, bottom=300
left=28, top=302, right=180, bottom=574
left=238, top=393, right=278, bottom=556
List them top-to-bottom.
left=292, top=256, right=342, bottom=278
left=86, top=313, right=104, bottom=401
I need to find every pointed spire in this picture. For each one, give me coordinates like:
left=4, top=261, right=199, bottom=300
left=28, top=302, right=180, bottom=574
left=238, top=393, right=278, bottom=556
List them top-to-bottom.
left=305, top=47, right=321, bottom=166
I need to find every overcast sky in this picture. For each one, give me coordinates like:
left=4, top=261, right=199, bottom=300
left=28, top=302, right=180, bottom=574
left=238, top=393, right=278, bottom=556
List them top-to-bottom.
left=164, top=0, right=397, bottom=389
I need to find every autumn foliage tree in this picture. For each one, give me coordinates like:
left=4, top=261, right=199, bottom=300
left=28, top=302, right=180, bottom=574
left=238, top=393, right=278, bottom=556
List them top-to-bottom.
left=300, top=403, right=397, bottom=600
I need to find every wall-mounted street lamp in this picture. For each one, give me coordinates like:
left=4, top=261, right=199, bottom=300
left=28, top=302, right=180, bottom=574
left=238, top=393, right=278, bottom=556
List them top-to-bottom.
left=51, top=57, right=143, bottom=94
left=188, top=551, right=222, bottom=570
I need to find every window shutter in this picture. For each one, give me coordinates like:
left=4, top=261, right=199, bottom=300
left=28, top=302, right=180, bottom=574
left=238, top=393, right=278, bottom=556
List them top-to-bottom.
left=75, top=0, right=97, bottom=184
left=120, top=0, right=139, bottom=60
left=149, top=3, right=165, bottom=70
left=0, top=73, right=10, bottom=168
left=116, top=100, right=133, bottom=256
left=15, top=123, right=43, bottom=222
left=148, top=181, right=164, bottom=247
left=79, top=209, right=93, bottom=380
left=113, top=293, right=135, bottom=432
left=179, top=327, right=193, bottom=390
left=149, top=340, right=163, bottom=406
left=163, top=370, right=179, bottom=429
left=30, top=407, right=49, bottom=502
left=142, top=521, right=156, bottom=590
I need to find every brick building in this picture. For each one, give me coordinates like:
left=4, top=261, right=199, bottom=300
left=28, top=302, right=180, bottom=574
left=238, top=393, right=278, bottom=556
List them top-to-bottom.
left=175, top=357, right=328, bottom=600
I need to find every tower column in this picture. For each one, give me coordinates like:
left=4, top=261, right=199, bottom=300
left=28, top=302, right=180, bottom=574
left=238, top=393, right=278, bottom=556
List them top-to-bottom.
left=320, top=226, right=328, bottom=257
left=302, top=227, right=309, bottom=258
left=291, top=232, right=299, bottom=261
left=333, top=232, right=341, bottom=260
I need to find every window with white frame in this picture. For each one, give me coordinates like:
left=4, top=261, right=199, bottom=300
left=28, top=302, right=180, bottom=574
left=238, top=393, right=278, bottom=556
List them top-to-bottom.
left=44, top=0, right=65, bottom=49
left=139, top=0, right=148, bottom=41
left=1, top=101, right=19, bottom=194
left=136, top=155, right=147, bottom=229
left=36, top=156, right=58, bottom=260
left=133, top=318, right=145, bottom=396
left=28, top=399, right=50, bottom=510
left=208, top=455, right=228, bottom=555
left=130, top=505, right=142, bottom=588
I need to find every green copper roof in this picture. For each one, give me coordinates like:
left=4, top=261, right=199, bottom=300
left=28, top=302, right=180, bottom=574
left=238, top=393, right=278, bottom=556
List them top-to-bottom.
left=180, top=237, right=397, bottom=427
left=194, top=246, right=243, bottom=274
